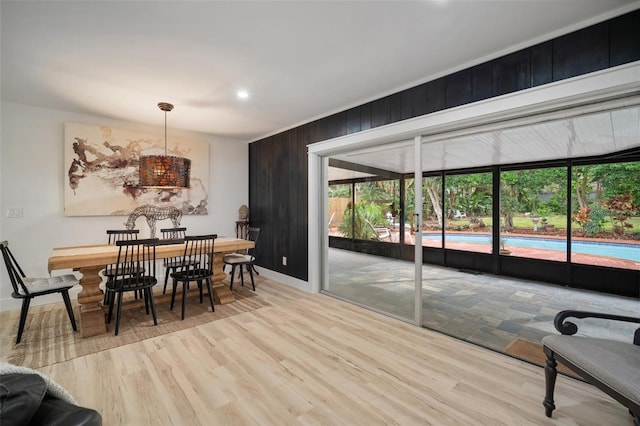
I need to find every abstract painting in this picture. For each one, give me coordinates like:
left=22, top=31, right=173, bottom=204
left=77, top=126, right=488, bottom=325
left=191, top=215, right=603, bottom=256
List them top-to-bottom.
left=64, top=122, right=209, bottom=216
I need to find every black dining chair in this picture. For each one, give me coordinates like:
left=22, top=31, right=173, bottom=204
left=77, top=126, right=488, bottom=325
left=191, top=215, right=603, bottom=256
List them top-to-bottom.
left=160, top=227, right=198, bottom=295
left=223, top=227, right=260, bottom=291
left=103, top=229, right=143, bottom=304
left=170, top=234, right=217, bottom=320
left=104, top=238, right=159, bottom=336
left=0, top=241, right=78, bottom=344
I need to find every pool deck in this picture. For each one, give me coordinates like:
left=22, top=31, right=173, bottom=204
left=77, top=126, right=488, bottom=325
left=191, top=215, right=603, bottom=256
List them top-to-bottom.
left=329, top=228, right=640, bottom=270
left=439, top=231, right=640, bottom=270
left=445, top=240, right=640, bottom=270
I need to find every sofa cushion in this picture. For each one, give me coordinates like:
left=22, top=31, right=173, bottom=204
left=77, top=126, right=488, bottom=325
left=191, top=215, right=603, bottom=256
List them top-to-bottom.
left=542, top=335, right=640, bottom=406
left=0, top=373, right=47, bottom=426
left=30, top=395, right=102, bottom=426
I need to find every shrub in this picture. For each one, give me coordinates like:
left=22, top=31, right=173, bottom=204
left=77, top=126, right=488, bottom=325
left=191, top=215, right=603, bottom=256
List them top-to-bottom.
left=602, top=194, right=639, bottom=235
left=338, top=201, right=386, bottom=240
left=583, top=204, right=608, bottom=237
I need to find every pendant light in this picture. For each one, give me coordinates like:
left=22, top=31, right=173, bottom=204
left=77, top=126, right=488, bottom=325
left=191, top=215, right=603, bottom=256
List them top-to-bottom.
left=139, top=102, right=191, bottom=189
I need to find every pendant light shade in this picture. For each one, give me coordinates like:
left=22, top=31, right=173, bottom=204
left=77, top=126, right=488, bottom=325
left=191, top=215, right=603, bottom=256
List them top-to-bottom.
left=139, top=102, right=191, bottom=189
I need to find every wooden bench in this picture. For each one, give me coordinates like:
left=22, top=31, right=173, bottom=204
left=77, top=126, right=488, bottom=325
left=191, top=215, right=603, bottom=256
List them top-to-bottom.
left=542, top=310, right=640, bottom=425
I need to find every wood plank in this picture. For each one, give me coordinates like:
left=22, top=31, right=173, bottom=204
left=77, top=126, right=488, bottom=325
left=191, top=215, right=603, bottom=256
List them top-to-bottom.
left=37, top=279, right=632, bottom=425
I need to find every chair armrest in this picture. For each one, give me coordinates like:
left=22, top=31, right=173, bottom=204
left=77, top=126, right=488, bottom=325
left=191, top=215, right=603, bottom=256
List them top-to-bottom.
left=554, top=310, right=640, bottom=345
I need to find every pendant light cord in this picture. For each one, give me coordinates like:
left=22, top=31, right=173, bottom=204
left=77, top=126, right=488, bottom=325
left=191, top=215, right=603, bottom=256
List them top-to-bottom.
left=157, top=101, right=174, bottom=157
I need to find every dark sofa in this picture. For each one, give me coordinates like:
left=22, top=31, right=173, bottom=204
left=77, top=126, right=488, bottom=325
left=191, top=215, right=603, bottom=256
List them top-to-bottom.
left=1, top=364, right=101, bottom=426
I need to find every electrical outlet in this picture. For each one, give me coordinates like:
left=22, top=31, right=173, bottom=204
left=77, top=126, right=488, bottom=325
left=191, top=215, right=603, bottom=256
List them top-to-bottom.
left=6, top=208, right=23, bottom=218
left=282, top=256, right=287, bottom=266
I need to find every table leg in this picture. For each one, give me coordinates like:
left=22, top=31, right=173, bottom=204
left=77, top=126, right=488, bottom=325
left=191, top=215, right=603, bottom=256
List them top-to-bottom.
left=212, top=252, right=235, bottom=304
left=75, top=265, right=107, bottom=337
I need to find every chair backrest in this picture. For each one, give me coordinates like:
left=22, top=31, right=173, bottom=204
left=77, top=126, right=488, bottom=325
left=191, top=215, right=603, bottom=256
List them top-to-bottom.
left=328, top=212, right=336, bottom=227
left=364, top=220, right=382, bottom=241
left=160, top=227, right=187, bottom=240
left=160, top=227, right=188, bottom=266
left=246, top=227, right=260, bottom=258
left=105, top=229, right=141, bottom=276
left=107, top=229, right=140, bottom=244
left=178, top=234, right=217, bottom=279
left=111, top=239, right=158, bottom=288
left=0, top=241, right=30, bottom=296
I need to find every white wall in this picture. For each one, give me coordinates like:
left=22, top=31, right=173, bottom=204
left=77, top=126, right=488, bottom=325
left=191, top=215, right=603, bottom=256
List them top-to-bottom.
left=0, top=101, right=249, bottom=310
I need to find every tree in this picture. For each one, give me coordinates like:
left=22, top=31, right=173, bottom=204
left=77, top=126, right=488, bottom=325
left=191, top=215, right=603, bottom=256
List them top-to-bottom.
left=590, top=162, right=640, bottom=205
left=572, top=167, right=592, bottom=209
left=500, top=168, right=567, bottom=229
left=445, top=173, right=492, bottom=218
left=424, top=176, right=442, bottom=226
left=356, top=180, right=393, bottom=204
left=328, top=184, right=350, bottom=198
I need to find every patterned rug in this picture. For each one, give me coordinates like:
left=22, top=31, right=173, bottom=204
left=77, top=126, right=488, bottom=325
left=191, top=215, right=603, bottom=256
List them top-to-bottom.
left=0, top=286, right=270, bottom=369
left=504, top=337, right=579, bottom=378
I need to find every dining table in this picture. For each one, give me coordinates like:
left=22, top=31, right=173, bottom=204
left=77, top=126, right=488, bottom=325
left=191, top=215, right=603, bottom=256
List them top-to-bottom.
left=48, top=237, right=254, bottom=337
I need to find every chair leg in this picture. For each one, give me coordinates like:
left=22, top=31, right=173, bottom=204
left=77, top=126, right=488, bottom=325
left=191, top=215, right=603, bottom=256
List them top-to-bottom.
left=248, top=263, right=255, bottom=291
left=229, top=265, right=236, bottom=290
left=240, top=265, right=245, bottom=287
left=163, top=268, right=171, bottom=295
left=205, top=278, right=215, bottom=313
left=170, top=280, right=178, bottom=311
left=198, top=280, right=203, bottom=304
left=103, top=281, right=113, bottom=306
left=181, top=281, right=188, bottom=320
left=143, top=288, right=150, bottom=315
left=147, top=288, right=158, bottom=326
left=61, top=290, right=77, bottom=331
left=107, top=291, right=115, bottom=323
left=114, top=292, right=124, bottom=336
left=16, top=298, right=31, bottom=344
left=543, top=349, right=558, bottom=418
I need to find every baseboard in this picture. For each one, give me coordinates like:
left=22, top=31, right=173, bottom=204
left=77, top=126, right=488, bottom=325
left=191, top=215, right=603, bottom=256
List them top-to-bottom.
left=255, top=267, right=312, bottom=293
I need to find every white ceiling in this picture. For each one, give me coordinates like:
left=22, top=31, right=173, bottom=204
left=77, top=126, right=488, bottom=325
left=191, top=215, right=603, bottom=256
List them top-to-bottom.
left=2, top=0, right=639, bottom=142
left=329, top=104, right=640, bottom=180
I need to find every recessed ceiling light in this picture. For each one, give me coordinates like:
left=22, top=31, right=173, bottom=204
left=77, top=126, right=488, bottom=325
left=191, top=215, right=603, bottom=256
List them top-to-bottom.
left=237, top=90, right=249, bottom=99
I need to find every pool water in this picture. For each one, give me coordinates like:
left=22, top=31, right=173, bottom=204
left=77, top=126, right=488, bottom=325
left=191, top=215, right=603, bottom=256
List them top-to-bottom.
left=422, top=233, right=639, bottom=261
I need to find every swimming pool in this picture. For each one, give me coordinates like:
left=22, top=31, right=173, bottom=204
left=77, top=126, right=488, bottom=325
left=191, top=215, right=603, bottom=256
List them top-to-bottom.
left=422, top=233, right=640, bottom=261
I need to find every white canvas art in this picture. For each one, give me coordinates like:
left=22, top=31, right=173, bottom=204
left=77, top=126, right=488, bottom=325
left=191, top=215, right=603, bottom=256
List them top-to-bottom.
left=64, top=122, right=209, bottom=216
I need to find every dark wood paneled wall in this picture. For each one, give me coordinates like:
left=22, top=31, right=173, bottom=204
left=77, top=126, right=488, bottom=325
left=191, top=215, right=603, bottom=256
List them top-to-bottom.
left=249, top=10, right=640, bottom=282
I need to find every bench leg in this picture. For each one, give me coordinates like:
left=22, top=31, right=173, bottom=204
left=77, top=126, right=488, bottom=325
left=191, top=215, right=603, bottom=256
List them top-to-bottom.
left=543, top=348, right=557, bottom=418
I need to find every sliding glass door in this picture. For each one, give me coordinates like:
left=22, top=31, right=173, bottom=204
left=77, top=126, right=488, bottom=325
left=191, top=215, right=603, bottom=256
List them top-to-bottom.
left=322, top=140, right=421, bottom=323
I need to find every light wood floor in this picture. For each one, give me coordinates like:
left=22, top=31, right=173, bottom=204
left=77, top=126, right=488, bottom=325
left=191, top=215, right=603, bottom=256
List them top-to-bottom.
left=35, top=279, right=631, bottom=425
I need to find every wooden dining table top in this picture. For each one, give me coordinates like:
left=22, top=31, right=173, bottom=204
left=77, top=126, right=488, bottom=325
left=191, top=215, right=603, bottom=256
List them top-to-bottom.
left=48, top=237, right=254, bottom=272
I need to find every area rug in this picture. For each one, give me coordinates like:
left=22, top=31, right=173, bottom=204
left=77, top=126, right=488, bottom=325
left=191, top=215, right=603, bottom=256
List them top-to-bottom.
left=0, top=286, right=270, bottom=369
left=504, top=337, right=579, bottom=379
